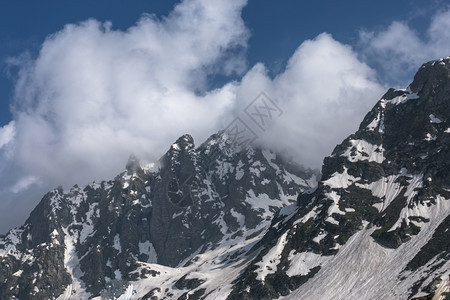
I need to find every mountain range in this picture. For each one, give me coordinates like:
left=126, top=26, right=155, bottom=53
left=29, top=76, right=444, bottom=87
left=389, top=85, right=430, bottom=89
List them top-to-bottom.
left=1, top=57, right=450, bottom=300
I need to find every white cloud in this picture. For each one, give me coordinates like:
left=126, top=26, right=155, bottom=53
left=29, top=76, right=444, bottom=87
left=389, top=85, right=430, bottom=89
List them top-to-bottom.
left=0, top=0, right=388, bottom=232
left=9, top=0, right=248, bottom=186
left=359, top=8, right=450, bottom=86
left=235, top=33, right=384, bottom=167
left=0, top=121, right=15, bottom=150
left=10, top=175, right=39, bottom=194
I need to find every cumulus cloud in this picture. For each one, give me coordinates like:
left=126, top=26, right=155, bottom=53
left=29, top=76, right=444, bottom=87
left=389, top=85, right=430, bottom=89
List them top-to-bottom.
left=0, top=0, right=388, bottom=232
left=9, top=0, right=248, bottom=186
left=359, top=8, right=450, bottom=86
left=234, top=33, right=384, bottom=167
left=0, top=121, right=15, bottom=150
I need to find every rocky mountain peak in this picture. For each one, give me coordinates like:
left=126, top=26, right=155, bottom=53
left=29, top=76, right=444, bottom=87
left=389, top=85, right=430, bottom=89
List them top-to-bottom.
left=410, top=57, right=450, bottom=96
left=229, top=58, right=450, bottom=299
left=173, top=134, right=195, bottom=151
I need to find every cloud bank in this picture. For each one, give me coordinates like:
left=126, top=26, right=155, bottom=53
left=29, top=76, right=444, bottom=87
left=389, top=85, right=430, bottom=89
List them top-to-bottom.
left=1, top=1, right=450, bottom=233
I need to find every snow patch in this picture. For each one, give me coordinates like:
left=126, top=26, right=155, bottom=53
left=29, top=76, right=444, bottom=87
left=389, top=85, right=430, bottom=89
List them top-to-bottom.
left=384, top=91, right=419, bottom=106
left=366, top=112, right=381, bottom=131
left=429, top=114, right=442, bottom=124
left=425, top=133, right=437, bottom=141
left=341, top=139, right=384, bottom=163
left=235, top=160, right=244, bottom=180
left=323, top=167, right=360, bottom=189
left=245, top=189, right=290, bottom=221
left=79, top=203, right=98, bottom=243
left=295, top=206, right=319, bottom=224
left=230, top=209, right=245, bottom=228
left=325, top=217, right=339, bottom=225
left=62, top=228, right=90, bottom=299
left=255, top=231, right=289, bottom=281
left=312, top=232, right=327, bottom=244
left=114, top=234, right=122, bottom=252
left=139, top=241, right=158, bottom=263
left=286, top=251, right=330, bottom=277
left=114, top=269, right=122, bottom=280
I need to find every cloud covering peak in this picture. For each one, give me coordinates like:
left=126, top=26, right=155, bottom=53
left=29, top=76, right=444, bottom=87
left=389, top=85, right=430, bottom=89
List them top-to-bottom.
left=9, top=0, right=248, bottom=186
left=233, top=33, right=383, bottom=165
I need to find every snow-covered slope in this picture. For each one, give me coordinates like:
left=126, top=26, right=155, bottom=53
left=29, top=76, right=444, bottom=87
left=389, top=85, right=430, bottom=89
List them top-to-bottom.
left=228, top=57, right=450, bottom=300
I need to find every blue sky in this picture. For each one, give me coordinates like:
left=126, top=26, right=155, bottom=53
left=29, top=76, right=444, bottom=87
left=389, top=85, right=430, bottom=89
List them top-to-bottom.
left=0, top=0, right=449, bottom=233
left=0, top=0, right=445, bottom=125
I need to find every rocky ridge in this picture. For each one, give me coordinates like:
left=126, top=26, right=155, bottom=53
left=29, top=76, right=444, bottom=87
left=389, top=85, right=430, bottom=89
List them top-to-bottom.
left=228, top=57, right=450, bottom=300
left=0, top=132, right=317, bottom=299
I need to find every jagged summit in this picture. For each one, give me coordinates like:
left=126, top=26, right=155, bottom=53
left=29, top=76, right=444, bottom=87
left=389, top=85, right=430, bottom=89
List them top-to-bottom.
left=410, top=57, right=450, bottom=95
left=0, top=130, right=317, bottom=299
left=173, top=134, right=195, bottom=150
